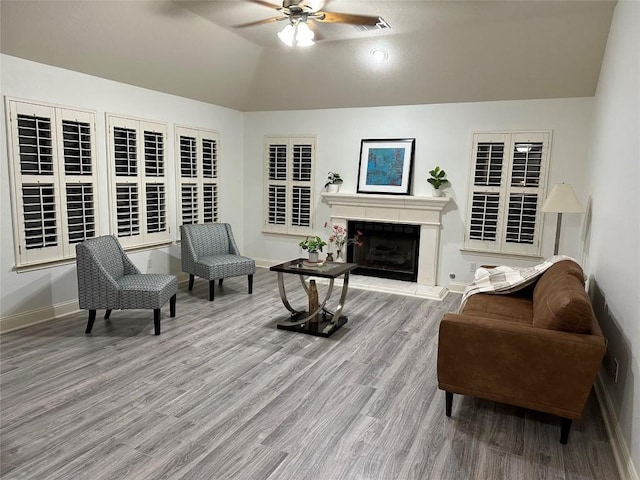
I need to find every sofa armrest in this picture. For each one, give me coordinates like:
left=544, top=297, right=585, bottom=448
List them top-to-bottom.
left=437, top=313, right=605, bottom=419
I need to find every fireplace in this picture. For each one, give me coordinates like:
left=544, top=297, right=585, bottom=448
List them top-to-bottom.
left=321, top=192, right=449, bottom=287
left=347, top=221, right=420, bottom=282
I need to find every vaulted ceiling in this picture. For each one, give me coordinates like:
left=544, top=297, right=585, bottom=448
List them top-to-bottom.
left=0, top=0, right=616, bottom=112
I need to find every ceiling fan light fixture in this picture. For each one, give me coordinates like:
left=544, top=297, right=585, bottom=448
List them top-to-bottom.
left=278, top=20, right=314, bottom=47
left=295, top=21, right=315, bottom=46
left=277, top=24, right=296, bottom=46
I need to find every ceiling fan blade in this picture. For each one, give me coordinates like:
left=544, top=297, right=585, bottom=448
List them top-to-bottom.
left=248, top=0, right=282, bottom=10
left=300, top=0, right=326, bottom=12
left=316, top=11, right=381, bottom=26
left=233, top=16, right=284, bottom=28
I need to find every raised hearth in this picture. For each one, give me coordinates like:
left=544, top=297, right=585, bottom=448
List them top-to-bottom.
left=321, top=192, right=449, bottom=287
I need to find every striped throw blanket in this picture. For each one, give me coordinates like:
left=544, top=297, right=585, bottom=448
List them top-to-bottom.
left=459, top=255, right=577, bottom=313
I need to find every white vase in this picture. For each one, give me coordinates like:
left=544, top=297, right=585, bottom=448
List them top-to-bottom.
left=326, top=184, right=340, bottom=193
left=432, top=188, right=443, bottom=197
left=308, top=251, right=319, bottom=263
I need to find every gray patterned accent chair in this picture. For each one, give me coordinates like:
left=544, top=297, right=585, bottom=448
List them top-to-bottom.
left=181, top=223, right=255, bottom=301
left=76, top=235, right=177, bottom=335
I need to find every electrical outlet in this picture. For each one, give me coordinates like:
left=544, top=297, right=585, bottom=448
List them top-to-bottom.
left=469, top=262, right=477, bottom=273
left=613, top=358, right=619, bottom=383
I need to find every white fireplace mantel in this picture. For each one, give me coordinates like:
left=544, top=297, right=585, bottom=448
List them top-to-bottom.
left=321, top=192, right=450, bottom=287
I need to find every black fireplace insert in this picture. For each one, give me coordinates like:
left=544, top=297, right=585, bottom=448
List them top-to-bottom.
left=347, top=221, right=420, bottom=282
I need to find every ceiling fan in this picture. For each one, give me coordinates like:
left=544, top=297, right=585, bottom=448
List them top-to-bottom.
left=234, top=0, right=386, bottom=47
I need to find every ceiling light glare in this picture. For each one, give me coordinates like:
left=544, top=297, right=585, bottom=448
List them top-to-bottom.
left=278, top=22, right=314, bottom=47
left=296, top=22, right=315, bottom=47
left=278, top=24, right=295, bottom=47
left=370, top=48, right=389, bottom=62
left=516, top=143, right=533, bottom=153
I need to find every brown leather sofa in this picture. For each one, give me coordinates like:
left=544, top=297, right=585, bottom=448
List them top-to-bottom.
left=437, top=260, right=606, bottom=443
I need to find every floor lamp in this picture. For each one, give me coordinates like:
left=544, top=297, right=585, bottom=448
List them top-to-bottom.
left=541, top=183, right=584, bottom=255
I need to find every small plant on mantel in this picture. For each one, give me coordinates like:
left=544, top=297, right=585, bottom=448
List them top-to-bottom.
left=428, top=166, right=449, bottom=196
left=325, top=172, right=344, bottom=192
left=299, top=236, right=327, bottom=253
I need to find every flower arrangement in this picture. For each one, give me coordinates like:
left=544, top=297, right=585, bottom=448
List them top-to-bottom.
left=324, top=222, right=363, bottom=257
left=298, top=235, right=327, bottom=253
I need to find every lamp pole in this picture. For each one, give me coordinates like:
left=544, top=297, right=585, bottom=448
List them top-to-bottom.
left=553, top=212, right=563, bottom=255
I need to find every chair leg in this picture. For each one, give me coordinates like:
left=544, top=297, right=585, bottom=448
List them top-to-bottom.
left=188, top=274, right=194, bottom=291
left=248, top=274, right=253, bottom=294
left=219, top=278, right=223, bottom=287
left=209, top=280, right=215, bottom=301
left=170, top=294, right=176, bottom=318
left=104, top=309, right=112, bottom=320
left=154, top=309, right=161, bottom=335
left=85, top=310, right=96, bottom=334
left=445, top=391, right=453, bottom=417
left=560, top=417, right=572, bottom=444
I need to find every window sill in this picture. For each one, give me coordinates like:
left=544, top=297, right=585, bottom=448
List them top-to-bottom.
left=261, top=230, right=314, bottom=239
left=14, top=240, right=174, bottom=273
left=459, top=247, right=543, bottom=262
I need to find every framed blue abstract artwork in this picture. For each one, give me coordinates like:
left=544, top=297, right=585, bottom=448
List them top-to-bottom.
left=357, top=138, right=415, bottom=195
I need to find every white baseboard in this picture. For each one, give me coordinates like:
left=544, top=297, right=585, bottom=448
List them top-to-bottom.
left=447, top=282, right=467, bottom=294
left=0, top=299, right=80, bottom=334
left=594, top=372, right=639, bottom=480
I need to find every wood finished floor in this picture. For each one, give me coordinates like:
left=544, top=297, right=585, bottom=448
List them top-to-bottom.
left=1, top=268, right=619, bottom=480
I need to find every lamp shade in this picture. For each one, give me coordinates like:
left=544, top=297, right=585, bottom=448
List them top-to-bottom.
left=541, top=183, right=583, bottom=213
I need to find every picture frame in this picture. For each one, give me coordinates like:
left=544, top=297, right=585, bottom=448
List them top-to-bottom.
left=357, top=138, right=415, bottom=195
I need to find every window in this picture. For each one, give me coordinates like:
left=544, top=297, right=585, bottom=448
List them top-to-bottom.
left=5, top=99, right=99, bottom=268
left=107, top=114, right=170, bottom=248
left=175, top=126, right=220, bottom=227
left=463, top=131, right=551, bottom=257
left=263, top=136, right=316, bottom=235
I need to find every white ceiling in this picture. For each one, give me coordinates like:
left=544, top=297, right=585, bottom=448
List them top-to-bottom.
left=0, top=0, right=616, bottom=112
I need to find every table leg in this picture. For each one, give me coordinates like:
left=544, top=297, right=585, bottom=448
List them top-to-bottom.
left=276, top=274, right=335, bottom=327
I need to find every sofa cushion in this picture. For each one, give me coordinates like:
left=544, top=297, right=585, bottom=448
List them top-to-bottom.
left=533, top=260, right=584, bottom=306
left=533, top=274, right=594, bottom=333
left=463, top=293, right=533, bottom=325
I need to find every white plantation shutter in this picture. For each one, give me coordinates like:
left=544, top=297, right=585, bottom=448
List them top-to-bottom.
left=6, top=99, right=99, bottom=268
left=107, top=115, right=169, bottom=248
left=176, top=126, right=220, bottom=228
left=145, top=131, right=164, bottom=177
left=464, top=131, right=551, bottom=256
left=264, top=136, right=315, bottom=235
left=202, top=138, right=217, bottom=179
left=266, top=142, right=288, bottom=232
left=22, top=183, right=58, bottom=250
left=65, top=183, right=95, bottom=244
left=115, top=183, right=140, bottom=237
left=145, top=183, right=166, bottom=233
left=203, top=183, right=218, bottom=223
left=181, top=184, right=198, bottom=225
left=268, top=185, right=287, bottom=226
left=291, top=186, right=311, bottom=227
left=469, top=192, right=501, bottom=242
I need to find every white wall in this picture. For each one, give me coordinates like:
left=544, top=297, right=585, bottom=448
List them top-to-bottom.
left=585, top=0, right=640, bottom=475
left=0, top=54, right=245, bottom=329
left=243, top=98, right=594, bottom=285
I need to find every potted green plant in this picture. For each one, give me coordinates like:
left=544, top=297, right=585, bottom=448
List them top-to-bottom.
left=427, top=166, right=449, bottom=197
left=324, top=171, right=343, bottom=193
left=299, top=235, right=328, bottom=263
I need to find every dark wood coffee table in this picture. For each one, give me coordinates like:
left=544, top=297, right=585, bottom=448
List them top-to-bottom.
left=269, top=259, right=358, bottom=337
